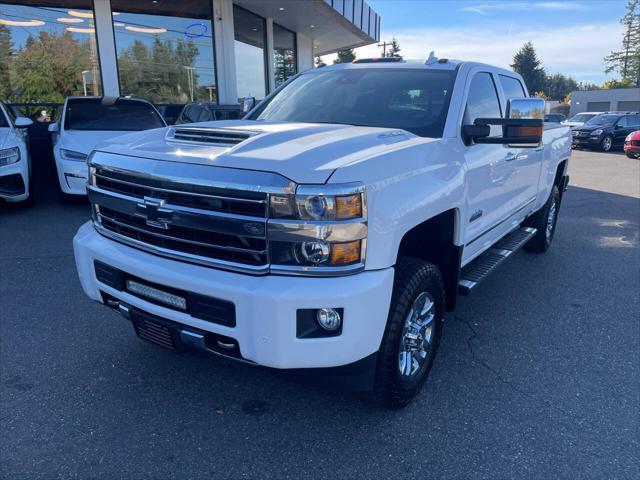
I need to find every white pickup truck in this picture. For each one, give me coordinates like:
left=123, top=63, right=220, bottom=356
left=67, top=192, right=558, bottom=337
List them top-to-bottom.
left=74, top=58, right=571, bottom=407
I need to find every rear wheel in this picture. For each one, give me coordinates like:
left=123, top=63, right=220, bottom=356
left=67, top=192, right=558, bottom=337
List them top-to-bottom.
left=600, top=135, right=613, bottom=152
left=524, top=185, right=560, bottom=253
left=374, top=257, right=444, bottom=408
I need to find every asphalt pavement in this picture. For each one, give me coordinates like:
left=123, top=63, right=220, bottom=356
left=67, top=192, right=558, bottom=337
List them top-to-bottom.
left=1, top=148, right=638, bottom=479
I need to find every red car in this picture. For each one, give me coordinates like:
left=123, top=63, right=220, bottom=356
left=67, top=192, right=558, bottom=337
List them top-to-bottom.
left=624, top=130, right=640, bottom=158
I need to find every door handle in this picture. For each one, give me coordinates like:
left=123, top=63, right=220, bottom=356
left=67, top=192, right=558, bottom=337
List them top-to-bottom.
left=504, top=152, right=528, bottom=162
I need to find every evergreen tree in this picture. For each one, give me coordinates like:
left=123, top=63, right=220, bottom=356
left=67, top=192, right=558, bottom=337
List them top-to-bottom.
left=604, top=0, right=640, bottom=86
left=0, top=25, right=12, bottom=100
left=387, top=37, right=401, bottom=58
left=511, top=42, right=547, bottom=95
left=334, top=48, right=355, bottom=64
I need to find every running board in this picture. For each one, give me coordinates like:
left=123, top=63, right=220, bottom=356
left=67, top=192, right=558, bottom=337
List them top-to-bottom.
left=458, top=227, right=537, bottom=296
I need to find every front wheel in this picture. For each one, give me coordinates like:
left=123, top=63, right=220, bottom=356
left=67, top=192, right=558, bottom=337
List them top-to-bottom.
left=600, top=135, right=613, bottom=152
left=626, top=151, right=639, bottom=159
left=374, top=257, right=444, bottom=408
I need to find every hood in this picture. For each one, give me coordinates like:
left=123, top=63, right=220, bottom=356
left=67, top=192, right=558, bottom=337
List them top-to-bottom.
left=94, top=120, right=431, bottom=184
left=60, top=130, right=137, bottom=154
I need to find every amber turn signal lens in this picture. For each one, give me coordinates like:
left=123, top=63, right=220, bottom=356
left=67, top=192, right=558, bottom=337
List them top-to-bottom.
left=335, top=194, right=362, bottom=219
left=330, top=240, right=361, bottom=265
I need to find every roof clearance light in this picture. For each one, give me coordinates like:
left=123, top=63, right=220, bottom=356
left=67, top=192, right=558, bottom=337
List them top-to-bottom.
left=68, top=10, right=94, bottom=19
left=57, top=17, right=83, bottom=24
left=0, top=19, right=45, bottom=27
left=125, top=26, right=167, bottom=34
left=66, top=27, right=95, bottom=33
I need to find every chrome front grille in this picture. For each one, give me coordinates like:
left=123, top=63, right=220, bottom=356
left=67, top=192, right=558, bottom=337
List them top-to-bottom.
left=89, top=163, right=276, bottom=274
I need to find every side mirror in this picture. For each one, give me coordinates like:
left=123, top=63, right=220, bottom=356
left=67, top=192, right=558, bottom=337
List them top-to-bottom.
left=240, top=97, right=256, bottom=113
left=463, top=98, right=544, bottom=148
left=14, top=117, right=33, bottom=128
left=48, top=122, right=59, bottom=133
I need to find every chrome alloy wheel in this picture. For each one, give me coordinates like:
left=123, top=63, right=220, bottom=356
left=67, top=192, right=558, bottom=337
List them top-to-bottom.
left=602, top=136, right=612, bottom=152
left=546, top=199, right=557, bottom=240
left=398, top=292, right=435, bottom=378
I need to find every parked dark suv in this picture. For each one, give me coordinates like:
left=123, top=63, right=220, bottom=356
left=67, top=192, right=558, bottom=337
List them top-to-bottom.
left=175, top=102, right=242, bottom=125
left=572, top=112, right=640, bottom=152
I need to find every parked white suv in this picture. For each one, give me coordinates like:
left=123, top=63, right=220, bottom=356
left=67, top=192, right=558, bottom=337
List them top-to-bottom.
left=74, top=59, right=571, bottom=407
left=49, top=97, right=166, bottom=198
left=0, top=102, right=33, bottom=204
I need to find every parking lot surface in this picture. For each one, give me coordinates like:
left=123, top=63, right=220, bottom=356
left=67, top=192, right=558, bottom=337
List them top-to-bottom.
left=1, top=149, right=639, bottom=479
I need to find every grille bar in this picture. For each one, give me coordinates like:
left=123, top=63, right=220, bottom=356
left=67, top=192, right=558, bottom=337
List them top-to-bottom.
left=94, top=173, right=266, bottom=205
left=97, top=212, right=267, bottom=256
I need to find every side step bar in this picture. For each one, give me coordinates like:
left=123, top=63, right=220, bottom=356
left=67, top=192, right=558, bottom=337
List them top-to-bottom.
left=458, top=226, right=537, bottom=295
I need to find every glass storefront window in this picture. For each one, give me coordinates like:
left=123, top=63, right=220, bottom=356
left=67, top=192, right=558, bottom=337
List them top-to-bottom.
left=111, top=0, right=216, bottom=105
left=0, top=1, right=101, bottom=103
left=233, top=5, right=266, bottom=101
left=273, top=23, right=296, bottom=88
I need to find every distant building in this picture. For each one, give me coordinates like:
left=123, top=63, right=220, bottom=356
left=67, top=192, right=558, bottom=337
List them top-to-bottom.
left=569, top=88, right=640, bottom=116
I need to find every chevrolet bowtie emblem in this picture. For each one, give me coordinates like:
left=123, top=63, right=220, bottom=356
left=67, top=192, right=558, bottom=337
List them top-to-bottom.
left=136, top=197, right=172, bottom=229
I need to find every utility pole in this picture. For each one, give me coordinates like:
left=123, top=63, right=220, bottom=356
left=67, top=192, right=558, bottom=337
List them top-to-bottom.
left=378, top=41, right=392, bottom=57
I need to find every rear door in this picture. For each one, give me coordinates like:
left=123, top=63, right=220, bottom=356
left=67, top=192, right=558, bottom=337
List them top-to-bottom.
left=616, top=115, right=640, bottom=146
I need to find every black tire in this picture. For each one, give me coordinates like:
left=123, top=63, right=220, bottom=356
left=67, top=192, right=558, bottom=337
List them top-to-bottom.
left=600, top=135, right=613, bottom=152
left=626, top=151, right=639, bottom=159
left=524, top=185, right=560, bottom=253
left=374, top=257, right=444, bottom=408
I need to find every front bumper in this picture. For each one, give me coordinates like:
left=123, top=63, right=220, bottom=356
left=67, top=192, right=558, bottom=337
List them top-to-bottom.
left=572, top=135, right=601, bottom=148
left=54, top=153, right=88, bottom=195
left=0, top=161, right=29, bottom=202
left=73, top=222, right=394, bottom=369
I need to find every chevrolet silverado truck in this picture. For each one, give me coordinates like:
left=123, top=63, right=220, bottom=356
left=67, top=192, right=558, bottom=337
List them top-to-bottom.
left=73, top=58, right=571, bottom=407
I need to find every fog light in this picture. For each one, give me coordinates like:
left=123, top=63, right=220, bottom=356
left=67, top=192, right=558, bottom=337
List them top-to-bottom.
left=316, top=308, right=342, bottom=331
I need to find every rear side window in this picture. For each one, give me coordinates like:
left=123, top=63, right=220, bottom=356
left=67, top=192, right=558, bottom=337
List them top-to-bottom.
left=464, top=72, right=502, bottom=136
left=499, top=75, right=526, bottom=102
left=65, top=99, right=165, bottom=131
left=629, top=114, right=640, bottom=127
left=617, top=116, right=629, bottom=127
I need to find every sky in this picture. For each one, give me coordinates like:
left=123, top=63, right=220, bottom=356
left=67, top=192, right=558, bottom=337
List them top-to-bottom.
left=322, top=0, right=629, bottom=85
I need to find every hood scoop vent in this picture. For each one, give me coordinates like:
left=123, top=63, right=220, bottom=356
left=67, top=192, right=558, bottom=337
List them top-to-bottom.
left=166, top=127, right=256, bottom=146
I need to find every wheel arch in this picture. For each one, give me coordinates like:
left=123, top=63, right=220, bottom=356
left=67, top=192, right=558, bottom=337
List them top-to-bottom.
left=395, top=208, right=462, bottom=312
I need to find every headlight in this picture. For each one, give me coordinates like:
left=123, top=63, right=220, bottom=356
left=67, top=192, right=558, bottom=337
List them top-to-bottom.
left=591, top=129, right=603, bottom=136
left=0, top=147, right=20, bottom=166
left=60, top=149, right=88, bottom=162
left=268, top=183, right=367, bottom=273
left=270, top=189, right=364, bottom=221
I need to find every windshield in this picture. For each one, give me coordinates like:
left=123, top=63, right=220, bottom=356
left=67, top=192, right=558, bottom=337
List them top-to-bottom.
left=250, top=68, right=457, bottom=137
left=65, top=99, right=165, bottom=131
left=568, top=113, right=596, bottom=123
left=585, top=115, right=618, bottom=126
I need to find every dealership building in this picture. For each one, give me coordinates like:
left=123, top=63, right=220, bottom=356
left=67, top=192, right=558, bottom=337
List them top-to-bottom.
left=0, top=0, right=381, bottom=106
left=569, top=88, right=640, bottom=116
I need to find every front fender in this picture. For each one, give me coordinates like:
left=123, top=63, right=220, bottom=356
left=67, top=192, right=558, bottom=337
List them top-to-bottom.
left=329, top=138, right=465, bottom=270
